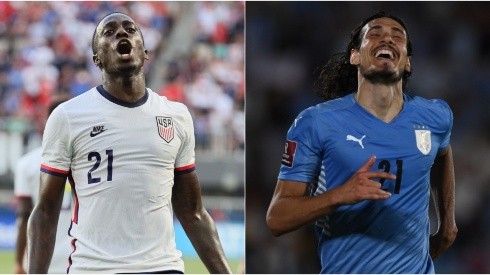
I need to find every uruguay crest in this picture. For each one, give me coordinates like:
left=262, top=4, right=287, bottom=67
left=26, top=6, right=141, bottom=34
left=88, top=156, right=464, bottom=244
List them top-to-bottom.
left=156, top=116, right=174, bottom=143
left=415, top=129, right=431, bottom=155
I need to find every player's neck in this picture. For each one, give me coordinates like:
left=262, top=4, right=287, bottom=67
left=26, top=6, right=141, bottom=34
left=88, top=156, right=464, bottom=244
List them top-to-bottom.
left=102, top=74, right=147, bottom=103
left=355, top=82, right=404, bottom=123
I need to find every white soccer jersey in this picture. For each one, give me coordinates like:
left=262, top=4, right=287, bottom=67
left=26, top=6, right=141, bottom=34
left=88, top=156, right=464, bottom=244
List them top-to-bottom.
left=40, top=86, right=196, bottom=273
left=14, top=146, right=73, bottom=274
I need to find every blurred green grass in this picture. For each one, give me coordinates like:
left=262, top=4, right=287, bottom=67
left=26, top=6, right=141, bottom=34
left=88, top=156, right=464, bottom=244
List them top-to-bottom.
left=0, top=251, right=242, bottom=274
left=0, top=251, right=15, bottom=274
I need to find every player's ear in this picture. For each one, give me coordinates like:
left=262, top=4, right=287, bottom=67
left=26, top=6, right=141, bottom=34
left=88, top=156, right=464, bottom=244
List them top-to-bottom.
left=350, top=48, right=360, bottom=66
left=144, top=49, right=149, bottom=60
left=93, top=55, right=101, bottom=68
left=405, top=56, right=411, bottom=73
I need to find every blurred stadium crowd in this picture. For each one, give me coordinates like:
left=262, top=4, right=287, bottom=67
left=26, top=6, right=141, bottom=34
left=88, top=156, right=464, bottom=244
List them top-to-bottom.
left=0, top=1, right=244, bottom=188
left=0, top=2, right=244, bottom=268
left=247, top=2, right=490, bottom=273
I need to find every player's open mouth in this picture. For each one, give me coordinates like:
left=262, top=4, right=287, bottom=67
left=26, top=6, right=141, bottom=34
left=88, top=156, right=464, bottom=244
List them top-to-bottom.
left=116, top=40, right=132, bottom=57
left=373, top=46, right=397, bottom=61
left=375, top=49, right=393, bottom=59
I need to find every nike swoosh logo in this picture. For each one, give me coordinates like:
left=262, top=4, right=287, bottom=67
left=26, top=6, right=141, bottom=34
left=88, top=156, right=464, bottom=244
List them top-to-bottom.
left=90, top=130, right=106, bottom=137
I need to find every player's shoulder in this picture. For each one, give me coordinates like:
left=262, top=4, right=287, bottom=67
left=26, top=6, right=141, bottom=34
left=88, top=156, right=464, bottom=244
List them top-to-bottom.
left=53, top=87, right=98, bottom=113
left=149, top=88, right=191, bottom=114
left=298, top=93, right=356, bottom=119
left=405, top=93, right=452, bottom=117
left=405, top=93, right=453, bottom=131
left=289, top=94, right=355, bottom=135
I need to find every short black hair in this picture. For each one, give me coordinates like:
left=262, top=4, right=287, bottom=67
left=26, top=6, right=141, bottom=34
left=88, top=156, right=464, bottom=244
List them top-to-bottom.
left=314, top=11, right=413, bottom=101
left=91, top=12, right=145, bottom=55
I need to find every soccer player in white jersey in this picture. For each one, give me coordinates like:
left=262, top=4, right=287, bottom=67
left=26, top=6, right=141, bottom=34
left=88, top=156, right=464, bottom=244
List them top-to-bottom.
left=27, top=12, right=231, bottom=274
left=267, top=12, right=457, bottom=273
left=14, top=97, right=72, bottom=274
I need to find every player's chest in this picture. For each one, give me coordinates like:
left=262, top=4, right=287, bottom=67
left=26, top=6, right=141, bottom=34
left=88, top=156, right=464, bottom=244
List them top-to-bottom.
left=71, top=113, right=182, bottom=159
left=323, top=120, right=440, bottom=173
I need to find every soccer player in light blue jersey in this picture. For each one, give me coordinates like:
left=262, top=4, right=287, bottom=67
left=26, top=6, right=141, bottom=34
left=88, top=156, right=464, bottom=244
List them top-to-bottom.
left=267, top=11, right=457, bottom=274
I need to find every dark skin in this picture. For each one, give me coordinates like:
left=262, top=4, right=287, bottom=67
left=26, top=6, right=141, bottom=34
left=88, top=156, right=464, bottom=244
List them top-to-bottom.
left=28, top=13, right=231, bottom=274
left=93, top=13, right=148, bottom=102
left=267, top=17, right=457, bottom=260
left=173, top=171, right=232, bottom=273
left=27, top=173, right=64, bottom=273
left=14, top=197, right=32, bottom=274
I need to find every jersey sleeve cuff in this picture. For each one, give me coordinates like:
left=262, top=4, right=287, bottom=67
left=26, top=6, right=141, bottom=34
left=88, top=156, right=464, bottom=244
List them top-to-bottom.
left=175, top=163, right=196, bottom=175
left=41, top=164, right=69, bottom=177
left=277, top=175, right=312, bottom=185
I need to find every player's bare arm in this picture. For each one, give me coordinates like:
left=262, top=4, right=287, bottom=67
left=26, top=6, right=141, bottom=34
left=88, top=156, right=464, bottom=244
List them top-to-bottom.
left=429, top=145, right=457, bottom=259
left=267, top=155, right=394, bottom=237
left=172, top=171, right=232, bottom=274
left=27, top=173, right=66, bottom=273
left=14, top=197, right=32, bottom=274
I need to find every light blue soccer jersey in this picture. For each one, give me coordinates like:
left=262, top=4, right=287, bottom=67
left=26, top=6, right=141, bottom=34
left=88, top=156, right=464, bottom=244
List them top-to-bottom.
left=278, top=93, right=453, bottom=274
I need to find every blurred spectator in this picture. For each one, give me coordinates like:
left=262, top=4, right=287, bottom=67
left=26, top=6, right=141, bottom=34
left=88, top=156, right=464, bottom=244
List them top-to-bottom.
left=160, top=2, right=245, bottom=155
left=159, top=61, right=186, bottom=103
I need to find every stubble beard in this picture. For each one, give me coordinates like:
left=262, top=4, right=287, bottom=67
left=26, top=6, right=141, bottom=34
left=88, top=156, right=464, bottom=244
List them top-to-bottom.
left=360, top=64, right=404, bottom=85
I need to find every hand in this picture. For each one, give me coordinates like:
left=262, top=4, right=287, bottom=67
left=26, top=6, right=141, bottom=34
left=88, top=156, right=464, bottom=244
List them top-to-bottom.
left=333, top=155, right=395, bottom=205
left=430, top=223, right=458, bottom=259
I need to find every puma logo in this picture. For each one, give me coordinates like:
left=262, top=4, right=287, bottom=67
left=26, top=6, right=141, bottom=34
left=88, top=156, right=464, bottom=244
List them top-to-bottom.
left=346, top=134, right=366, bottom=149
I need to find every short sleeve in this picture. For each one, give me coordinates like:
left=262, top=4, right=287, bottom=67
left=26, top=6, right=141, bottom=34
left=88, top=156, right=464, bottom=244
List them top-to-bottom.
left=437, top=100, right=453, bottom=152
left=41, top=105, right=71, bottom=177
left=174, top=105, right=196, bottom=174
left=278, top=110, right=322, bottom=184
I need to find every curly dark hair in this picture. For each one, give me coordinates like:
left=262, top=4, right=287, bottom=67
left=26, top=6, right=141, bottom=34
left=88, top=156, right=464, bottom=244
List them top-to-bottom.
left=314, top=11, right=413, bottom=101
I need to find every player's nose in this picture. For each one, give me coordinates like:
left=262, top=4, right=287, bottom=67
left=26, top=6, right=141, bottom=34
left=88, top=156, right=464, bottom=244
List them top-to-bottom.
left=115, top=27, right=129, bottom=39
left=380, top=32, right=395, bottom=45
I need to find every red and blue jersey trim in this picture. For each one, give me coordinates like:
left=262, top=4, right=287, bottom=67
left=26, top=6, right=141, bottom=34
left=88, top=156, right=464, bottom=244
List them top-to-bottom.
left=174, top=163, right=195, bottom=175
left=40, top=164, right=69, bottom=177
left=67, top=171, right=79, bottom=224
left=67, top=194, right=78, bottom=274
left=67, top=235, right=77, bottom=274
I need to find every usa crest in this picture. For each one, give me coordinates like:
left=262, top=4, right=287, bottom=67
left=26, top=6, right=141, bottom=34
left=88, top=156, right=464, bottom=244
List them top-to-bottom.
left=156, top=117, right=174, bottom=143
left=415, top=129, right=431, bottom=155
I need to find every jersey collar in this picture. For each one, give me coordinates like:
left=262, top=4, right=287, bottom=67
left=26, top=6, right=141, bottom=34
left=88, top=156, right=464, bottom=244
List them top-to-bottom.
left=96, top=85, right=149, bottom=108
